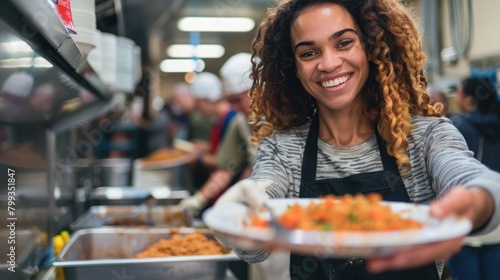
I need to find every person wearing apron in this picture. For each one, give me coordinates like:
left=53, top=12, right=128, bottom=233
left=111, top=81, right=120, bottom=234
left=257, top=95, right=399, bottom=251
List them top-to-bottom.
left=214, top=0, right=500, bottom=276
left=289, top=114, right=439, bottom=280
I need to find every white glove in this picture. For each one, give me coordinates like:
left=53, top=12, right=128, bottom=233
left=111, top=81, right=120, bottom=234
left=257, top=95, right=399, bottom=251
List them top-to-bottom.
left=214, top=179, right=273, bottom=250
left=215, top=179, right=273, bottom=212
left=179, top=192, right=207, bottom=212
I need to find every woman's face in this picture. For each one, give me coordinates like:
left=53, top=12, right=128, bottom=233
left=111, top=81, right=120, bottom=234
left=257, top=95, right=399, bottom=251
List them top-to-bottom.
left=290, top=3, right=369, bottom=114
left=454, top=86, right=475, bottom=112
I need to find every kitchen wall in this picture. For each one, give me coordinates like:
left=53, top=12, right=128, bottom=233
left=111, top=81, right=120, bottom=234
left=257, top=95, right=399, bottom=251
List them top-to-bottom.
left=439, top=0, right=500, bottom=82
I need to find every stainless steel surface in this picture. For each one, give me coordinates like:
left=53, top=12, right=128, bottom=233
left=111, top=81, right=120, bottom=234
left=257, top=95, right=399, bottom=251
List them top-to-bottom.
left=14, top=0, right=68, bottom=50
left=96, top=158, right=132, bottom=187
left=90, top=186, right=189, bottom=206
left=71, top=205, right=192, bottom=230
left=53, top=228, right=239, bottom=280
left=35, top=266, right=242, bottom=280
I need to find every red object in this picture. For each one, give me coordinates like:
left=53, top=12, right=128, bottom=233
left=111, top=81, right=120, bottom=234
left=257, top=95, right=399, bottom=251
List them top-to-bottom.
left=55, top=0, right=76, bottom=34
left=209, top=118, right=224, bottom=154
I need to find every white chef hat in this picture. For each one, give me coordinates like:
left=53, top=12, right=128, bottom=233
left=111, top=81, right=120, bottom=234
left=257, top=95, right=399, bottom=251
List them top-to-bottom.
left=219, top=52, right=255, bottom=95
left=1, top=71, right=34, bottom=100
left=190, top=72, right=222, bottom=102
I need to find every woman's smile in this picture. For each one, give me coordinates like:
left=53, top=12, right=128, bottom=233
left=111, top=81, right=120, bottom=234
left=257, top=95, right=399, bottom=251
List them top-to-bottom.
left=320, top=74, right=351, bottom=88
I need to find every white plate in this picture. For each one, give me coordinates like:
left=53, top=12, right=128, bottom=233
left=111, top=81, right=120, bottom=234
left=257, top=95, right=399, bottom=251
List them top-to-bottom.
left=203, top=199, right=472, bottom=258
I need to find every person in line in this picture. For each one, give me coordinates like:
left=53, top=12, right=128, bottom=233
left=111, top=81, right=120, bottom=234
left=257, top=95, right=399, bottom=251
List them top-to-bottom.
left=215, top=0, right=500, bottom=279
left=448, top=76, right=500, bottom=280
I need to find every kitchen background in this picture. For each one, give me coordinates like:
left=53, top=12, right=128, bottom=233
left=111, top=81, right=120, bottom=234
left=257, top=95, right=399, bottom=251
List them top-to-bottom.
left=0, top=0, right=498, bottom=279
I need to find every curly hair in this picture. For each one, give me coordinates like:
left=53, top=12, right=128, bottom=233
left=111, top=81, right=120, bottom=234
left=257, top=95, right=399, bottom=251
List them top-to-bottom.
left=249, top=0, right=441, bottom=172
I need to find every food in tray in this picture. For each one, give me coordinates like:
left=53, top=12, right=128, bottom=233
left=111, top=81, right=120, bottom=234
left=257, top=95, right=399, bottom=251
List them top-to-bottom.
left=173, top=138, right=195, bottom=153
left=140, top=148, right=185, bottom=162
left=251, top=193, right=423, bottom=231
left=164, top=208, right=191, bottom=227
left=104, top=216, right=147, bottom=226
left=133, top=232, right=228, bottom=258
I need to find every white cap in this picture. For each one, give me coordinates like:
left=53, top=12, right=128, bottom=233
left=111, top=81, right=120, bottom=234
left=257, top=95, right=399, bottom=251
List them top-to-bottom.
left=219, top=52, right=254, bottom=95
left=1, top=71, right=34, bottom=99
left=190, top=72, right=222, bottom=102
left=172, top=82, right=191, bottom=96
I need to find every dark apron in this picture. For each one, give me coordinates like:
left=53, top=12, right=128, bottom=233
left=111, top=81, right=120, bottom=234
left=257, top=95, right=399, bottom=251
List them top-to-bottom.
left=289, top=114, right=439, bottom=280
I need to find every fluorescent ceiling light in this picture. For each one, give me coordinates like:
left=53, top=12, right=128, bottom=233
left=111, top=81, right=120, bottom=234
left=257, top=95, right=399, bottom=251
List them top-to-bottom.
left=177, top=17, right=255, bottom=32
left=0, top=42, right=33, bottom=54
left=167, top=44, right=225, bottom=58
left=0, top=57, right=53, bottom=68
left=160, top=59, right=205, bottom=73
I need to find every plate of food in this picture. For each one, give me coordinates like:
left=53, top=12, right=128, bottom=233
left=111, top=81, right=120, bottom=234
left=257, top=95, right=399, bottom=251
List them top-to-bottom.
left=203, top=193, right=472, bottom=258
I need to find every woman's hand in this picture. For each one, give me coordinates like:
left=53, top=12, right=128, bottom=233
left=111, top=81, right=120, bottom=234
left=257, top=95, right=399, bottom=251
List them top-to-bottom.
left=367, top=187, right=495, bottom=273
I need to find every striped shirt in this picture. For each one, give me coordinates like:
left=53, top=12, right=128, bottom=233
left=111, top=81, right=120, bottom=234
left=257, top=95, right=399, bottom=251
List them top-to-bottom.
left=237, top=115, right=500, bottom=263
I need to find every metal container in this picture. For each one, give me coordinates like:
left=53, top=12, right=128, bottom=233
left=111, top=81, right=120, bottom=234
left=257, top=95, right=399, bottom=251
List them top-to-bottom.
left=132, top=152, right=195, bottom=189
left=96, top=158, right=132, bottom=187
left=89, top=186, right=189, bottom=206
left=70, top=205, right=193, bottom=230
left=53, top=228, right=239, bottom=280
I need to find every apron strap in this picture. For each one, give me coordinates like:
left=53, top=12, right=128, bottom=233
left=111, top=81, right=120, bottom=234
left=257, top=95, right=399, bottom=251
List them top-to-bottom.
left=301, top=113, right=320, bottom=182
left=301, top=114, right=399, bottom=184
left=374, top=132, right=399, bottom=171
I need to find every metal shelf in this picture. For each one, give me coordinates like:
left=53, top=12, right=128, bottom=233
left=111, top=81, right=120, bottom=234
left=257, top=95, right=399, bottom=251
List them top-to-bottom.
left=1, top=0, right=111, bottom=102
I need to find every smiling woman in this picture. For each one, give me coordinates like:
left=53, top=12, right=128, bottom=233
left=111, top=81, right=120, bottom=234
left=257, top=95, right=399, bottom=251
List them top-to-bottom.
left=210, top=0, right=500, bottom=280
left=290, top=4, right=370, bottom=126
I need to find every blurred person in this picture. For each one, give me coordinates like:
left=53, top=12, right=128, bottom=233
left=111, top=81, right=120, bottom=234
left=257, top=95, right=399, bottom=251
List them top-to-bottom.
left=212, top=0, right=500, bottom=279
left=222, top=52, right=290, bottom=280
left=180, top=54, right=272, bottom=280
left=180, top=55, right=255, bottom=213
left=0, top=71, right=46, bottom=165
left=0, top=71, right=34, bottom=120
left=187, top=72, right=238, bottom=191
left=448, top=76, right=500, bottom=280
left=451, top=77, right=500, bottom=172
left=30, top=82, right=56, bottom=119
left=166, top=82, right=196, bottom=141
left=428, top=85, right=450, bottom=117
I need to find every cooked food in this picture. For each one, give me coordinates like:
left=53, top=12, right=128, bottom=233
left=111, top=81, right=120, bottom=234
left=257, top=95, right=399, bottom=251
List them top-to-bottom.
left=141, top=148, right=185, bottom=162
left=251, top=193, right=423, bottom=231
left=164, top=208, right=190, bottom=227
left=104, top=217, right=147, bottom=226
left=133, top=233, right=227, bottom=258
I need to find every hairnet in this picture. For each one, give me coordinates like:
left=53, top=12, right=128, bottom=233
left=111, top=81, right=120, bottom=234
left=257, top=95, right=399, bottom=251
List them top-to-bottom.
left=219, top=53, right=254, bottom=95
left=190, top=72, right=222, bottom=102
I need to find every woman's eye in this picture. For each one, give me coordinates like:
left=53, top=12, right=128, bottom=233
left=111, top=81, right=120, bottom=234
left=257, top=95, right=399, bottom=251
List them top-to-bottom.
left=338, top=40, right=354, bottom=48
left=300, top=50, right=316, bottom=57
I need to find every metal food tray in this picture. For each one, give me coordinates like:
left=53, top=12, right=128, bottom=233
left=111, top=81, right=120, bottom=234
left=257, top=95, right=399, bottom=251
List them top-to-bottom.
left=89, top=186, right=190, bottom=206
left=70, top=205, right=193, bottom=230
left=53, top=228, right=239, bottom=280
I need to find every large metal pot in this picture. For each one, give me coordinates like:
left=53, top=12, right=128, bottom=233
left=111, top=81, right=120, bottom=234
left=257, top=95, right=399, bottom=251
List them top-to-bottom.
left=95, top=158, right=132, bottom=187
